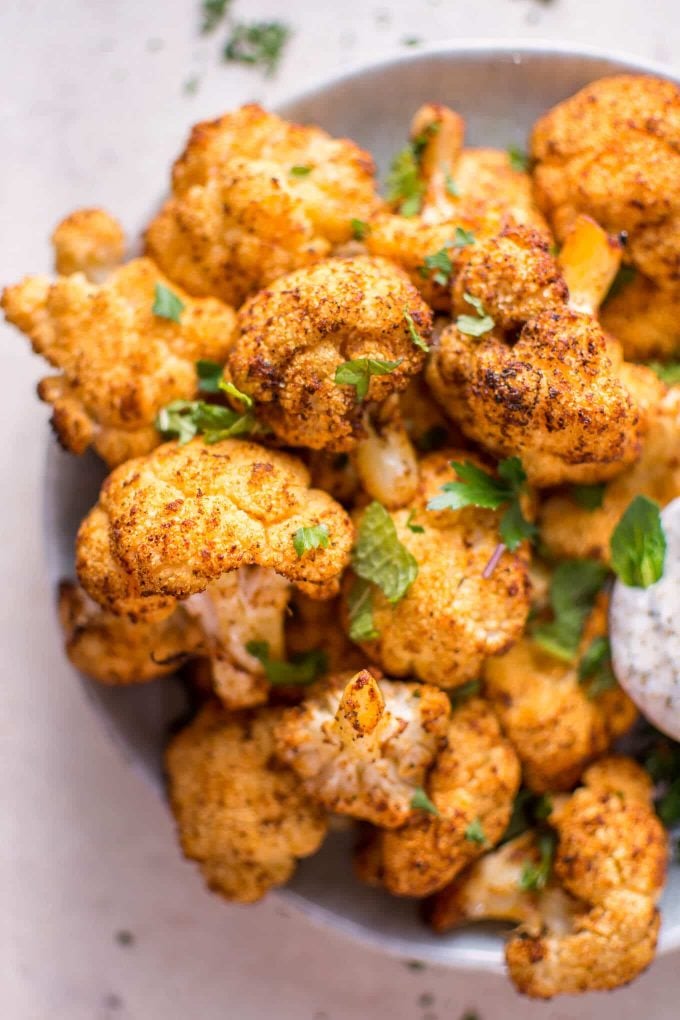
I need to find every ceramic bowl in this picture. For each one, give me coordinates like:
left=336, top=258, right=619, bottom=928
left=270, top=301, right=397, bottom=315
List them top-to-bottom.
left=44, top=40, right=680, bottom=970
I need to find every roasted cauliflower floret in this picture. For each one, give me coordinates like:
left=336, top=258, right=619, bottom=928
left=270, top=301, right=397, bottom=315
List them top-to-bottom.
left=531, top=75, right=680, bottom=287
left=145, top=104, right=382, bottom=307
left=51, top=208, right=125, bottom=282
left=228, top=256, right=430, bottom=451
left=1, top=257, right=237, bottom=467
left=601, top=273, right=680, bottom=360
left=540, top=386, right=680, bottom=561
left=76, top=438, right=354, bottom=614
left=344, top=451, right=531, bottom=688
left=285, top=591, right=366, bottom=675
left=484, top=593, right=636, bottom=791
left=274, top=670, right=450, bottom=828
left=355, top=697, right=520, bottom=896
left=166, top=701, right=328, bottom=903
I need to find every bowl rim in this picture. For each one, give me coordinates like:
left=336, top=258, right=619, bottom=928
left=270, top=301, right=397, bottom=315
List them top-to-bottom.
left=44, top=38, right=679, bottom=972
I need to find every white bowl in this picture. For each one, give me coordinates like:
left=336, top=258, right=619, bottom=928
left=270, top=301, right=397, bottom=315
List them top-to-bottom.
left=44, top=41, right=680, bottom=971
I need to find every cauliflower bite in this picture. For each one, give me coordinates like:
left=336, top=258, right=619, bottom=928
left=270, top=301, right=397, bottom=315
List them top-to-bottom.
left=531, top=75, right=680, bottom=288
left=145, top=104, right=382, bottom=307
left=51, top=208, right=125, bottom=282
left=427, top=228, right=642, bottom=486
left=228, top=256, right=430, bottom=451
left=1, top=257, right=237, bottom=467
left=601, top=272, right=680, bottom=360
left=540, top=386, right=680, bottom=561
left=76, top=438, right=354, bottom=613
left=344, top=451, right=531, bottom=688
left=58, top=580, right=203, bottom=684
left=484, top=593, right=636, bottom=792
left=274, top=670, right=450, bottom=828
left=355, top=697, right=520, bottom=896
left=166, top=701, right=328, bottom=903
left=431, top=757, right=668, bottom=998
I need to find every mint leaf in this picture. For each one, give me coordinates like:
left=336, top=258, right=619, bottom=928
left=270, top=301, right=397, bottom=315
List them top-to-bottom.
left=420, top=247, right=453, bottom=287
left=152, top=283, right=184, bottom=323
left=456, top=291, right=495, bottom=337
left=404, top=309, right=429, bottom=352
left=334, top=357, right=402, bottom=402
left=196, top=359, right=224, bottom=393
left=610, top=495, right=666, bottom=588
left=352, top=501, right=418, bottom=603
left=293, top=524, right=329, bottom=558
left=532, top=559, right=608, bottom=661
left=347, top=577, right=379, bottom=642
left=578, top=635, right=617, bottom=698
left=246, top=640, right=327, bottom=685
left=411, top=787, right=439, bottom=816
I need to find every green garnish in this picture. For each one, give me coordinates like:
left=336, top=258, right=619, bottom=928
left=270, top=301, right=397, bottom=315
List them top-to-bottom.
left=201, top=0, right=231, bottom=33
left=223, top=20, right=289, bottom=76
left=401, top=35, right=422, bottom=47
left=385, top=122, right=439, bottom=217
left=507, top=145, right=530, bottom=173
left=290, top=165, right=312, bottom=177
left=444, top=171, right=459, bottom=197
left=350, top=218, right=369, bottom=241
left=453, top=226, right=475, bottom=247
left=420, top=247, right=453, bottom=287
left=604, top=264, right=636, bottom=303
left=152, top=283, right=184, bottom=323
left=455, top=292, right=495, bottom=337
left=404, top=309, right=429, bottom=352
left=334, top=358, right=402, bottom=402
left=196, top=359, right=224, bottom=393
left=646, top=361, right=680, bottom=386
left=219, top=379, right=253, bottom=408
left=155, top=399, right=258, bottom=445
left=415, top=424, right=448, bottom=452
left=427, top=457, right=536, bottom=552
left=571, top=483, right=606, bottom=510
left=610, top=495, right=666, bottom=588
left=353, top=501, right=418, bottom=603
left=406, top=510, right=424, bottom=534
left=293, top=524, right=329, bottom=558
left=532, top=559, right=608, bottom=662
left=347, top=577, right=379, bottom=642
left=578, top=636, right=617, bottom=698
left=245, top=640, right=327, bottom=686
left=449, top=678, right=482, bottom=709
left=645, top=738, right=680, bottom=826
left=411, top=787, right=439, bottom=816
left=502, top=791, right=552, bottom=844
left=464, top=818, right=487, bottom=845
left=518, top=831, right=556, bottom=892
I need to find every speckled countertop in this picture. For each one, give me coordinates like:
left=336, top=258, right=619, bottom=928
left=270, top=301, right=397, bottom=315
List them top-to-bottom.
left=2, top=1, right=679, bottom=1017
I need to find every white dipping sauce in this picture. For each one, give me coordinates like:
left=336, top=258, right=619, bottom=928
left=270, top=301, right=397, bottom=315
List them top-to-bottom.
left=611, top=498, right=680, bottom=740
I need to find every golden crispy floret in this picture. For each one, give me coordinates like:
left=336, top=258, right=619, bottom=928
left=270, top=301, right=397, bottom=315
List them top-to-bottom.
left=531, top=75, right=680, bottom=287
left=145, top=104, right=382, bottom=307
left=51, top=208, right=125, bottom=281
left=228, top=256, right=430, bottom=451
left=1, top=257, right=237, bottom=467
left=600, top=273, right=680, bottom=360
left=540, top=387, right=680, bottom=561
left=76, top=438, right=354, bottom=614
left=344, top=451, right=531, bottom=688
left=58, top=581, right=203, bottom=684
left=484, top=593, right=636, bottom=791
left=274, top=670, right=450, bottom=828
left=355, top=698, right=520, bottom=896
left=166, top=701, right=328, bottom=903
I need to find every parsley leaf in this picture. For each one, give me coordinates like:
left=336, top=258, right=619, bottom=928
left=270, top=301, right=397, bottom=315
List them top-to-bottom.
left=201, top=0, right=231, bottom=33
left=223, top=20, right=289, bottom=76
left=386, top=145, right=424, bottom=216
left=507, top=145, right=530, bottom=173
left=290, top=165, right=311, bottom=177
left=444, top=171, right=459, bottom=197
left=350, top=218, right=369, bottom=241
left=453, top=226, right=475, bottom=248
left=420, top=247, right=453, bottom=287
left=152, top=283, right=184, bottom=323
left=456, top=291, right=495, bottom=337
left=404, top=309, right=429, bottom=352
left=334, top=358, right=402, bottom=402
left=196, top=359, right=224, bottom=393
left=646, top=361, right=680, bottom=386
left=219, top=379, right=253, bottom=408
left=155, top=399, right=258, bottom=445
left=427, top=457, right=535, bottom=552
left=571, top=483, right=606, bottom=510
left=610, top=495, right=666, bottom=588
left=352, top=501, right=418, bottom=603
left=406, top=510, right=424, bottom=534
left=293, top=524, right=329, bottom=557
left=532, top=559, right=608, bottom=661
left=347, top=577, right=379, bottom=642
left=578, top=635, right=617, bottom=698
left=246, top=640, right=327, bottom=686
left=411, top=787, right=439, bottom=816
left=502, top=790, right=552, bottom=844
left=464, top=818, right=486, bottom=844
left=518, top=831, right=556, bottom=892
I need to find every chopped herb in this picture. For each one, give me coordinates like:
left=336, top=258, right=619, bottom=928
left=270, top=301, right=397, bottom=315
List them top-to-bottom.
left=201, top=0, right=232, bottom=33
left=223, top=20, right=289, bottom=76
left=401, top=35, right=422, bottom=46
left=183, top=75, right=201, bottom=96
left=385, top=144, right=424, bottom=216
left=507, top=144, right=530, bottom=173
left=290, top=164, right=312, bottom=177
left=444, top=171, right=459, bottom=197
left=350, top=218, right=369, bottom=241
left=453, top=226, right=475, bottom=248
left=420, top=247, right=453, bottom=287
left=604, top=264, right=636, bottom=304
left=152, top=283, right=184, bottom=323
left=456, top=291, right=495, bottom=337
left=404, top=309, right=429, bottom=351
left=334, top=357, right=402, bottom=402
left=196, top=359, right=224, bottom=393
left=646, top=361, right=680, bottom=386
left=219, top=379, right=253, bottom=408
left=155, top=399, right=258, bottom=445
left=415, top=424, right=448, bottom=452
left=427, top=456, right=536, bottom=551
left=571, top=483, right=606, bottom=510
left=610, top=495, right=666, bottom=588
left=353, top=501, right=418, bottom=603
left=406, top=510, right=424, bottom=534
left=293, top=524, right=329, bottom=557
left=532, top=559, right=608, bottom=661
left=347, top=577, right=379, bottom=642
left=578, top=635, right=617, bottom=698
left=246, top=640, right=327, bottom=685
left=449, top=678, right=482, bottom=709
left=645, top=737, right=680, bottom=826
left=411, top=787, right=439, bottom=816
left=503, top=792, right=552, bottom=842
left=534, top=795, right=553, bottom=821
left=465, top=818, right=486, bottom=844
left=518, top=831, right=557, bottom=892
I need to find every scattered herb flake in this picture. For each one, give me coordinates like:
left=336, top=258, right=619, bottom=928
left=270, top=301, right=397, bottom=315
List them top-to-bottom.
left=201, top=0, right=232, bottom=33
left=223, top=20, right=290, bottom=76
left=402, top=35, right=422, bottom=47
left=386, top=144, right=424, bottom=216
left=507, top=144, right=530, bottom=173
left=290, top=164, right=312, bottom=177
left=444, top=171, right=459, bottom=197
left=350, top=218, right=369, bottom=241
left=453, top=226, right=475, bottom=248
left=420, top=247, right=453, bottom=287
left=152, top=283, right=184, bottom=323
left=456, top=291, right=495, bottom=337
left=404, top=308, right=429, bottom=351
left=334, top=357, right=402, bottom=402
left=196, top=359, right=224, bottom=393
left=646, top=361, right=680, bottom=386
left=219, top=378, right=253, bottom=408
left=155, top=399, right=258, bottom=445
left=571, top=483, right=606, bottom=510
left=610, top=495, right=666, bottom=588
left=353, top=501, right=418, bottom=603
left=406, top=510, right=425, bottom=534
left=293, top=524, right=329, bottom=558
left=532, top=559, right=608, bottom=661
left=347, top=577, right=379, bottom=642
left=578, top=635, right=617, bottom=698
left=245, top=640, right=327, bottom=685
left=449, top=678, right=482, bottom=709
left=411, top=787, right=439, bottom=816
left=464, top=818, right=486, bottom=844
left=518, top=831, right=556, bottom=892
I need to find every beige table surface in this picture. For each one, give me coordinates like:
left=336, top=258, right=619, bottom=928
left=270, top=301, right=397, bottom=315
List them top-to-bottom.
left=2, top=1, right=679, bottom=1017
